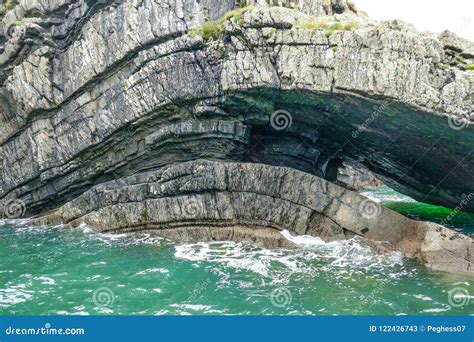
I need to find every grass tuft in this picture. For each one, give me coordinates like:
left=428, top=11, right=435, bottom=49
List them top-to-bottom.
left=1, top=0, right=17, bottom=16
left=6, top=0, right=17, bottom=10
left=188, top=6, right=253, bottom=41
left=15, top=18, right=28, bottom=26
left=299, top=20, right=359, bottom=37
left=268, top=27, right=276, bottom=38
left=464, top=64, right=474, bottom=71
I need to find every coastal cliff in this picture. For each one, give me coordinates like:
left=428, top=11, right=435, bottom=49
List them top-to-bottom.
left=0, top=0, right=473, bottom=274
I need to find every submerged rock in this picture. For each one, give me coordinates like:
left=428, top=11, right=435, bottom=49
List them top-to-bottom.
left=0, top=1, right=473, bottom=273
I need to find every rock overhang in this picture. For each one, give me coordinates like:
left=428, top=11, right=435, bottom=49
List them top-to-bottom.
left=1, top=4, right=473, bottom=210
left=222, top=88, right=474, bottom=211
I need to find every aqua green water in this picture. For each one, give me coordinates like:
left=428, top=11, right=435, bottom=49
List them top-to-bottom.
left=1, top=187, right=473, bottom=315
left=360, top=187, right=474, bottom=236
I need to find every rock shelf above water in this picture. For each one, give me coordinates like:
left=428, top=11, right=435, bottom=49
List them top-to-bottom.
left=32, top=159, right=474, bottom=275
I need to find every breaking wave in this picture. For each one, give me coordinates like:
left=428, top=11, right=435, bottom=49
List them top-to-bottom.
left=174, top=230, right=407, bottom=282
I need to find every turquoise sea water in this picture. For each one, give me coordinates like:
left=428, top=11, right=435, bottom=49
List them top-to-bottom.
left=1, top=187, right=473, bottom=315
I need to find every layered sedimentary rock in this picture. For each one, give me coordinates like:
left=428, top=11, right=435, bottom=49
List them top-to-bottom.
left=0, top=1, right=473, bottom=273
left=33, top=159, right=473, bottom=274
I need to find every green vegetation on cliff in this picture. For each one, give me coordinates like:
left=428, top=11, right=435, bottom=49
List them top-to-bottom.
left=0, top=0, right=18, bottom=16
left=6, top=0, right=17, bottom=10
left=188, top=6, right=253, bottom=40
left=298, top=20, right=359, bottom=37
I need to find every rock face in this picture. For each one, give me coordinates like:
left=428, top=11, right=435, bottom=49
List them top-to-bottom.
left=0, top=1, right=473, bottom=273
left=328, top=158, right=383, bottom=191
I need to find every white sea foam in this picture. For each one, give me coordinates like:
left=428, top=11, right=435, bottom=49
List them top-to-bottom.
left=360, top=186, right=417, bottom=203
left=0, top=218, right=31, bottom=226
left=78, top=222, right=93, bottom=233
left=280, top=229, right=326, bottom=246
left=281, top=230, right=405, bottom=269
left=91, top=231, right=163, bottom=247
left=174, top=231, right=408, bottom=283
left=135, top=268, right=169, bottom=276
left=34, top=276, right=56, bottom=285
left=0, top=286, right=34, bottom=306
left=413, top=294, right=433, bottom=301
left=169, top=304, right=224, bottom=315
left=170, top=304, right=212, bottom=311
left=421, top=308, right=449, bottom=313
left=153, top=309, right=170, bottom=315
left=55, top=310, right=90, bottom=316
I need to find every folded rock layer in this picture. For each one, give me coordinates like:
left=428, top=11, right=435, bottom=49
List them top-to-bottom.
left=0, top=1, right=473, bottom=273
left=33, top=159, right=473, bottom=274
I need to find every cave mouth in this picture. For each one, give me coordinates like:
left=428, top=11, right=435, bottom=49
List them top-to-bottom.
left=220, top=88, right=474, bottom=212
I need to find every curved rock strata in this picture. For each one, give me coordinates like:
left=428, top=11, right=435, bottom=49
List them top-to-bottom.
left=0, top=1, right=473, bottom=274
left=33, top=159, right=473, bottom=274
